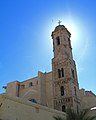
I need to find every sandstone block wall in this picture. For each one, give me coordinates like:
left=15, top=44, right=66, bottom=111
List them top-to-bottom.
left=0, top=94, right=65, bottom=120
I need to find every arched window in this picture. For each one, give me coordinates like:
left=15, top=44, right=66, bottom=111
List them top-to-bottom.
left=56, top=36, right=60, bottom=45
left=58, top=68, right=64, bottom=78
left=58, top=69, right=61, bottom=78
left=72, top=69, right=75, bottom=78
left=29, top=82, right=33, bottom=87
left=21, top=84, right=25, bottom=89
left=61, top=86, right=64, bottom=96
left=29, top=99, right=37, bottom=103
left=62, top=105, right=66, bottom=112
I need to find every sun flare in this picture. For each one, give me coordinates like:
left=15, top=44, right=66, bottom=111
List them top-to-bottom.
left=43, top=17, right=81, bottom=48
left=64, top=21, right=79, bottom=44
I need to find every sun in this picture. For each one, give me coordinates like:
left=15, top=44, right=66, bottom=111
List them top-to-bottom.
left=64, top=21, right=79, bottom=44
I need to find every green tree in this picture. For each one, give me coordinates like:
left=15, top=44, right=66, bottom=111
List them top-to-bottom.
left=53, top=109, right=96, bottom=120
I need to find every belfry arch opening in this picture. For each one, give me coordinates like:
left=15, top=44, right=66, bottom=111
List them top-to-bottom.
left=62, top=105, right=66, bottom=112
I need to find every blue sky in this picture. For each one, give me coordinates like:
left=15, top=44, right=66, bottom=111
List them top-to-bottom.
left=0, top=0, right=96, bottom=94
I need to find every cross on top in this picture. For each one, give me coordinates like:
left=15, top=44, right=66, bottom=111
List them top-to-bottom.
left=58, top=20, right=62, bottom=25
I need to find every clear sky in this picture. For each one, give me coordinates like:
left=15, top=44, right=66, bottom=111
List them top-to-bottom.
left=0, top=0, right=96, bottom=94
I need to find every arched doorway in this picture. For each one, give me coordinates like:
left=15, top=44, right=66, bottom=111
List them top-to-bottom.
left=62, top=105, right=66, bottom=112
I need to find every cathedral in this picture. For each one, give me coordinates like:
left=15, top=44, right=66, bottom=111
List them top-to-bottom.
left=3, top=24, right=96, bottom=113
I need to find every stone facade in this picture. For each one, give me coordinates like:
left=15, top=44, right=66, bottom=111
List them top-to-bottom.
left=3, top=25, right=96, bottom=113
left=6, top=71, right=53, bottom=109
left=79, top=89, right=96, bottom=110
left=0, top=94, right=65, bottom=120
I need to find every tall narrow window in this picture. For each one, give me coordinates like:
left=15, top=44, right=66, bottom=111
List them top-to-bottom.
left=56, top=36, right=60, bottom=45
left=68, top=38, right=71, bottom=48
left=61, top=68, right=64, bottom=77
left=58, top=69, right=61, bottom=78
left=72, top=69, right=75, bottom=78
left=37, top=81, right=38, bottom=85
left=17, top=84, right=20, bottom=97
left=61, top=86, right=64, bottom=96
left=74, top=86, right=77, bottom=96
left=62, top=105, right=66, bottom=112
left=77, top=105, right=79, bottom=113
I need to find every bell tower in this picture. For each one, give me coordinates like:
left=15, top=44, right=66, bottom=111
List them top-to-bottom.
left=52, top=24, right=80, bottom=112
